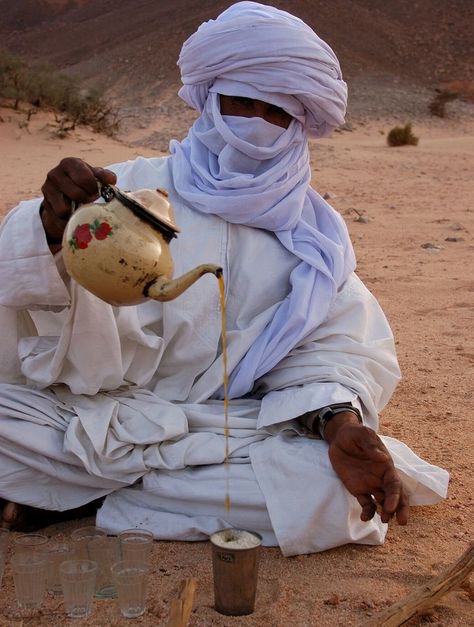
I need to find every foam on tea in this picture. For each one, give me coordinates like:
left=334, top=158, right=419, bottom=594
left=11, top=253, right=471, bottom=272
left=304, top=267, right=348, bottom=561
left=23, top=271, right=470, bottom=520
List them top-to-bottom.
left=211, top=529, right=261, bottom=550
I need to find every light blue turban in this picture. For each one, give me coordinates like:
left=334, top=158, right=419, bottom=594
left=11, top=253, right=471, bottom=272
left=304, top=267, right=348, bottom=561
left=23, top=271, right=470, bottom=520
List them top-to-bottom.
left=178, top=1, right=348, bottom=138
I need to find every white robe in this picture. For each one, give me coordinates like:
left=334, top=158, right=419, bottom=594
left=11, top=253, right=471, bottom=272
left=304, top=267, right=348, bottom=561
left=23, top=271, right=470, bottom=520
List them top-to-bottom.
left=0, top=156, right=449, bottom=556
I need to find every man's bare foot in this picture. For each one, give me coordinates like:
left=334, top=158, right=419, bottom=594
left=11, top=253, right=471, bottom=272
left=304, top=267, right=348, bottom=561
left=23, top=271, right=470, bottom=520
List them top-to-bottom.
left=0, top=498, right=105, bottom=532
left=1, top=500, right=61, bottom=532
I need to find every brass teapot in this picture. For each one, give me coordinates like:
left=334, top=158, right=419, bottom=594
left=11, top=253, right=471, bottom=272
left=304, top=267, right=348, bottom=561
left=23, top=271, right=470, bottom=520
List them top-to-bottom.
left=62, top=184, right=222, bottom=306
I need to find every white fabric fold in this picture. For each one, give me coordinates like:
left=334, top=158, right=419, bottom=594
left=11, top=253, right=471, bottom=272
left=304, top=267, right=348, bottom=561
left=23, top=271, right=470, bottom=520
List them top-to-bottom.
left=170, top=93, right=356, bottom=397
left=0, top=154, right=449, bottom=555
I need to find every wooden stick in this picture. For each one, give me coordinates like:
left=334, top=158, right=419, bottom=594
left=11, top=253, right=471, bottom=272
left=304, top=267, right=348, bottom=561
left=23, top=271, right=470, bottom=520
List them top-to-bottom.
left=367, top=542, right=474, bottom=626
left=167, top=577, right=198, bottom=627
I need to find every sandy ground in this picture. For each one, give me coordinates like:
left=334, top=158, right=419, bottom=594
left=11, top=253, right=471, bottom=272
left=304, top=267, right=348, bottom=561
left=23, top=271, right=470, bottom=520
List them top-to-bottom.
left=0, top=105, right=473, bottom=626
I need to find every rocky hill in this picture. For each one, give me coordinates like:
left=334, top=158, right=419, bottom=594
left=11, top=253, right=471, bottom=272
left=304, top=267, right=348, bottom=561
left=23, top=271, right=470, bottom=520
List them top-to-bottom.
left=1, top=0, right=473, bottom=135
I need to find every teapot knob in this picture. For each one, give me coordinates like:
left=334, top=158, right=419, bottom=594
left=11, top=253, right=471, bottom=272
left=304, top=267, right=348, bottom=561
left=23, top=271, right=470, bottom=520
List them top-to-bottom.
left=100, top=184, right=116, bottom=203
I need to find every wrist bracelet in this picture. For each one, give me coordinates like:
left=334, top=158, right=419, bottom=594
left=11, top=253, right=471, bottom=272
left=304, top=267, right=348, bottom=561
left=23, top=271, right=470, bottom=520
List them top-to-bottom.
left=300, top=403, right=362, bottom=440
left=317, top=404, right=362, bottom=440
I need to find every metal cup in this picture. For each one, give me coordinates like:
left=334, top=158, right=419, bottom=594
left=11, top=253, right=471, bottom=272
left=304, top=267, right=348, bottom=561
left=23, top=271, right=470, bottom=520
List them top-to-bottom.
left=210, top=528, right=262, bottom=616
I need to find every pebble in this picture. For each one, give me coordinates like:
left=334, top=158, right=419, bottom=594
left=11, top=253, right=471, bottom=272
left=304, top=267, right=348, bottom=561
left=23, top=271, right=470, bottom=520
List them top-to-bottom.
left=421, top=242, right=443, bottom=250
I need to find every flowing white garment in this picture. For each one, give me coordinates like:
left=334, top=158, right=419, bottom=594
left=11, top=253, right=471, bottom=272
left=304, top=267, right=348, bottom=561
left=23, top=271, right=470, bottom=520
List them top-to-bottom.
left=171, top=94, right=356, bottom=397
left=0, top=156, right=449, bottom=555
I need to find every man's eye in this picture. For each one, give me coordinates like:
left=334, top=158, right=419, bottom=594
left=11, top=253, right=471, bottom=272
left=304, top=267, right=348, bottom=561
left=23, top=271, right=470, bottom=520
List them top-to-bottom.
left=232, top=96, right=253, bottom=107
left=269, top=105, right=287, bottom=116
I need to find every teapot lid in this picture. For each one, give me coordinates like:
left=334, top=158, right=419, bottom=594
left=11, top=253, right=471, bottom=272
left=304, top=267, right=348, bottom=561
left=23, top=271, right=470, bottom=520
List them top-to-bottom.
left=102, top=185, right=180, bottom=241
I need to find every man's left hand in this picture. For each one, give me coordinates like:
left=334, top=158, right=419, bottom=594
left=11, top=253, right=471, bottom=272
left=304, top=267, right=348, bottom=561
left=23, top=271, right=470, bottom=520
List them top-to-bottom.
left=327, top=420, right=409, bottom=525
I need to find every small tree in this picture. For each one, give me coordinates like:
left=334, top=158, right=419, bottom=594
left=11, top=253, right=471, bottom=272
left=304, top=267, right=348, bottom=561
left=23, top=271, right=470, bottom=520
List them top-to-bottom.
left=0, top=48, right=120, bottom=136
left=0, top=49, right=28, bottom=109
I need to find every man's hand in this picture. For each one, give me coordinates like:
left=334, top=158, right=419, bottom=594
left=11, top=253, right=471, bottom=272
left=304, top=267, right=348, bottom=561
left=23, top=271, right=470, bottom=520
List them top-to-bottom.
left=40, top=157, right=117, bottom=249
left=327, top=418, right=409, bottom=525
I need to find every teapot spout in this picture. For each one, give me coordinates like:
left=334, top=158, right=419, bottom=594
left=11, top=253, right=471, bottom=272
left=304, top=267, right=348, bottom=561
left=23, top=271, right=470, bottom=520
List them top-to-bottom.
left=145, top=264, right=223, bottom=302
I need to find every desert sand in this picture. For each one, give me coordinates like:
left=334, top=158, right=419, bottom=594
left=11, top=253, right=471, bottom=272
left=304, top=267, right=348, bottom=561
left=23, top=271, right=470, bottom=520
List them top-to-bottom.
left=0, top=103, right=472, bottom=626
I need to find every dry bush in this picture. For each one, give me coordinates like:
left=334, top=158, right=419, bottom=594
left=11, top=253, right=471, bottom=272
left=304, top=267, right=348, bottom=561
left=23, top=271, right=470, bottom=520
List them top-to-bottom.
left=0, top=48, right=120, bottom=136
left=0, top=49, right=28, bottom=109
left=429, top=89, right=459, bottom=118
left=387, top=123, right=419, bottom=147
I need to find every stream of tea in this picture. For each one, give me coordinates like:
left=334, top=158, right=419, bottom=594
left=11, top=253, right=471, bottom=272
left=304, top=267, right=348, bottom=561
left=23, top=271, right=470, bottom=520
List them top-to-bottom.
left=218, top=274, right=231, bottom=511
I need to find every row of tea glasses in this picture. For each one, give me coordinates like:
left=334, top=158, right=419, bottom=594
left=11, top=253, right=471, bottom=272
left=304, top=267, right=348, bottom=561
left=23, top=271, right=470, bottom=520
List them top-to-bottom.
left=0, top=525, right=153, bottom=618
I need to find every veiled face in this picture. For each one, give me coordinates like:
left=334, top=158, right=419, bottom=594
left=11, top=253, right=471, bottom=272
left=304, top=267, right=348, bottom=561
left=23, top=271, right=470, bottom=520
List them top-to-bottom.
left=219, top=95, right=293, bottom=129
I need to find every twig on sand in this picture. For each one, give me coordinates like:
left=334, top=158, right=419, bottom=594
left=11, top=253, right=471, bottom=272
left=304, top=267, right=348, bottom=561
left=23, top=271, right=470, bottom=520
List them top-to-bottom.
left=367, top=542, right=474, bottom=626
left=167, top=577, right=198, bottom=627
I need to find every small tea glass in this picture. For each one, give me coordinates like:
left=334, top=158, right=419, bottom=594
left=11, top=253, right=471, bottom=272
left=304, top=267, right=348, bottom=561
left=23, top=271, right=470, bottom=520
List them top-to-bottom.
left=70, top=525, right=107, bottom=559
left=119, top=528, right=153, bottom=566
left=13, top=533, right=49, bottom=556
left=88, top=535, right=120, bottom=599
left=46, top=538, right=71, bottom=595
left=11, top=552, right=48, bottom=609
left=60, top=559, right=97, bottom=619
left=112, top=560, right=149, bottom=618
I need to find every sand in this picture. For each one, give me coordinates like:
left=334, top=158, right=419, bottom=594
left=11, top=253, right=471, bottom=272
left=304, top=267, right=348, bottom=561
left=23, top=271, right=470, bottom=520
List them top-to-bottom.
left=0, top=104, right=472, bottom=626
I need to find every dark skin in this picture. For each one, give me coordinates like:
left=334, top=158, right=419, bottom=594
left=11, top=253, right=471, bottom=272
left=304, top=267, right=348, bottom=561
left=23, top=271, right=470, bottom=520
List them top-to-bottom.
left=219, top=94, right=293, bottom=129
left=0, top=95, right=409, bottom=530
left=325, top=413, right=409, bottom=525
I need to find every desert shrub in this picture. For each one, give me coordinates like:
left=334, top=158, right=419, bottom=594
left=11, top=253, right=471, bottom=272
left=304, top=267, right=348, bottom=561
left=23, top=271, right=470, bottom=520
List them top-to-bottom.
left=0, top=48, right=120, bottom=136
left=0, top=49, right=28, bottom=109
left=429, top=89, right=459, bottom=118
left=387, top=123, right=419, bottom=147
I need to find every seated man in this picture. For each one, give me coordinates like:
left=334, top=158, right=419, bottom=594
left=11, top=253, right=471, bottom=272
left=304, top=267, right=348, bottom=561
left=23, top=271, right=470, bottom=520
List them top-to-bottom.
left=0, top=1, right=448, bottom=556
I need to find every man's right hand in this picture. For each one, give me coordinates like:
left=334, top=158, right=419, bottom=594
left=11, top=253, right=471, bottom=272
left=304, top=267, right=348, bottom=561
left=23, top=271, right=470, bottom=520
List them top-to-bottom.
left=40, top=157, right=117, bottom=249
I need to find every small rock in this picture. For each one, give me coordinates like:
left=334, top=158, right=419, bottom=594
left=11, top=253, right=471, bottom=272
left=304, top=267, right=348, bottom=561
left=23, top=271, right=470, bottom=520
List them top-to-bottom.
left=339, top=122, right=354, bottom=132
left=323, top=192, right=335, bottom=200
left=354, top=215, right=369, bottom=223
left=449, top=222, right=465, bottom=231
left=445, top=236, right=464, bottom=242
left=421, top=242, right=443, bottom=250
left=324, top=593, right=345, bottom=606
left=358, top=600, right=376, bottom=610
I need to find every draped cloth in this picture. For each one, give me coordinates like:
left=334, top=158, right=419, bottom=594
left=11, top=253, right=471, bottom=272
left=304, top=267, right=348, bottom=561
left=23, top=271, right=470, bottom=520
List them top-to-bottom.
left=171, top=3, right=356, bottom=398
left=0, top=155, right=449, bottom=555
